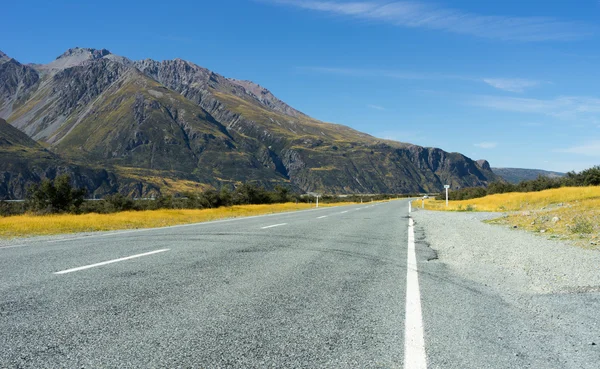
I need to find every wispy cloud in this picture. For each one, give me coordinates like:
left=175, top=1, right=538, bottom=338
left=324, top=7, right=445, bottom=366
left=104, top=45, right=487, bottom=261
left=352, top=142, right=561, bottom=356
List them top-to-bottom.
left=265, top=0, right=592, bottom=41
left=298, top=66, right=438, bottom=79
left=299, top=66, right=542, bottom=93
left=482, top=78, right=541, bottom=93
left=470, top=95, right=600, bottom=119
left=367, top=104, right=386, bottom=110
left=556, top=141, right=600, bottom=156
left=474, top=142, right=498, bottom=149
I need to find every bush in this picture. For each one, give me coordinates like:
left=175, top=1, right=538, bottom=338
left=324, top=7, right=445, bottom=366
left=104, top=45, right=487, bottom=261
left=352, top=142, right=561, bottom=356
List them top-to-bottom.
left=442, top=165, right=600, bottom=201
left=26, top=175, right=86, bottom=214
left=104, top=194, right=135, bottom=212
left=570, top=216, right=594, bottom=234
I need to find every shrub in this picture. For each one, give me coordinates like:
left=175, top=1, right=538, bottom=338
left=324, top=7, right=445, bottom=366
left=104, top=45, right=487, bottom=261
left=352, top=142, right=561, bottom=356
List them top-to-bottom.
left=26, top=175, right=86, bottom=214
left=104, top=194, right=135, bottom=212
left=570, top=216, right=594, bottom=234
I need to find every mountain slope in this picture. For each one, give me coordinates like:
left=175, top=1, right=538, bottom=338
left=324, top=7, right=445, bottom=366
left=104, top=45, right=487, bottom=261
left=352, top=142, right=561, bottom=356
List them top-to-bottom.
left=0, top=47, right=501, bottom=195
left=133, top=57, right=500, bottom=192
left=0, top=118, right=123, bottom=199
left=492, top=168, right=565, bottom=184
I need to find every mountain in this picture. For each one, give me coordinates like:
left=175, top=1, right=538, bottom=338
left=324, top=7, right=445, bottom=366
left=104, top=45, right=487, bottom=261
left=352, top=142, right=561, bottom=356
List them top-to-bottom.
left=0, top=47, right=501, bottom=197
left=0, top=118, right=127, bottom=200
left=492, top=167, right=565, bottom=184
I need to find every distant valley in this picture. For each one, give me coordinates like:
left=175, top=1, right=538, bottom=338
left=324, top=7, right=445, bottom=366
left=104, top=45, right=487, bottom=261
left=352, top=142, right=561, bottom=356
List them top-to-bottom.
left=1, top=47, right=502, bottom=199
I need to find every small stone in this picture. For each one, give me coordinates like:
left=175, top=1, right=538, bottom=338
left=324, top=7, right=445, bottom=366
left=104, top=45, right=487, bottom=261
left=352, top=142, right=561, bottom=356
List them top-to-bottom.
left=557, top=203, right=564, bottom=207
left=522, top=211, right=531, bottom=216
left=552, top=216, right=560, bottom=223
left=531, top=221, right=535, bottom=225
left=513, top=225, right=518, bottom=229
left=540, top=229, right=546, bottom=233
left=591, top=242, right=597, bottom=246
left=590, top=342, right=596, bottom=346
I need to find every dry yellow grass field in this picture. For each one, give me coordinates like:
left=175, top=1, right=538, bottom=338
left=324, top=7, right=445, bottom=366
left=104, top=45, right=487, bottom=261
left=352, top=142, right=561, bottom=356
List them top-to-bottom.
left=413, top=187, right=600, bottom=249
left=0, top=202, right=354, bottom=239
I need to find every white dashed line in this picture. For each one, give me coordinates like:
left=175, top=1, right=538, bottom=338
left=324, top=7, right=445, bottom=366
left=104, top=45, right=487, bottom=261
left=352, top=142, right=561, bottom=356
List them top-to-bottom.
left=317, top=216, right=328, bottom=219
left=261, top=223, right=288, bottom=229
left=54, top=249, right=170, bottom=275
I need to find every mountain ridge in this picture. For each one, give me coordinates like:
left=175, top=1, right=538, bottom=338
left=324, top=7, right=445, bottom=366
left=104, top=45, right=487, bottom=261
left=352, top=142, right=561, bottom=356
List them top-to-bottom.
left=0, top=47, right=501, bottom=197
left=492, top=167, right=565, bottom=184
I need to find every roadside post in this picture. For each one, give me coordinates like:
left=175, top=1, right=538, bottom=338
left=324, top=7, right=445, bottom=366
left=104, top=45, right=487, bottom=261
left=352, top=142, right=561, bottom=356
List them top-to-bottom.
left=444, top=185, right=450, bottom=207
left=316, top=194, right=319, bottom=208
left=422, top=196, right=425, bottom=209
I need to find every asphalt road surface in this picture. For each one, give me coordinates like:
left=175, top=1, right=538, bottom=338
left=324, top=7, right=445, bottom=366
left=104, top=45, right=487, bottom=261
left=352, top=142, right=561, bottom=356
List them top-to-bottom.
left=0, top=200, right=596, bottom=368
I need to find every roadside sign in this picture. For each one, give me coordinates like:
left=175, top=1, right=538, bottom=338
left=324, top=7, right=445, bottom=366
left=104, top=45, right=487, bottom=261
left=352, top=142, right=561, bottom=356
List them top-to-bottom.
left=444, top=185, right=450, bottom=189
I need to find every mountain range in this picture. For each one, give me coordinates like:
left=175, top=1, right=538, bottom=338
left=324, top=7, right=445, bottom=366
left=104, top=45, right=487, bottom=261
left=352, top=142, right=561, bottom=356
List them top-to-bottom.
left=0, top=47, right=500, bottom=199
left=491, top=168, right=565, bottom=184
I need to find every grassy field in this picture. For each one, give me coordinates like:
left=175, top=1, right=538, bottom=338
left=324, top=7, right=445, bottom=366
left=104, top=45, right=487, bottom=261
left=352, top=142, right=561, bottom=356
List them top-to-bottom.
left=413, top=186, right=600, bottom=249
left=0, top=202, right=354, bottom=239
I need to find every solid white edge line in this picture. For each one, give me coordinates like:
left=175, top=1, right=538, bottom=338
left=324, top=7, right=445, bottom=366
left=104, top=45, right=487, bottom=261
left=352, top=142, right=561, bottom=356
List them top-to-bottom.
left=404, top=216, right=427, bottom=369
left=261, top=223, right=288, bottom=229
left=54, top=249, right=170, bottom=275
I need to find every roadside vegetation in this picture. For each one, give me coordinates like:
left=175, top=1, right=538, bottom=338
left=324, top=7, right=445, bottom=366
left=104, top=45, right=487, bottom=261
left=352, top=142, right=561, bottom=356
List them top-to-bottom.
left=441, top=166, right=600, bottom=201
left=0, top=174, right=402, bottom=217
left=0, top=175, right=404, bottom=238
left=416, top=186, right=600, bottom=249
left=0, top=203, right=345, bottom=238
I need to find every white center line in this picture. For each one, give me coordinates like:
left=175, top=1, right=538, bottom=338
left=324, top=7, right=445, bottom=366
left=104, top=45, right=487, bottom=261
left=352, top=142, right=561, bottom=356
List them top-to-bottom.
left=340, top=210, right=349, bottom=214
left=317, top=215, right=328, bottom=219
left=404, top=216, right=427, bottom=369
left=261, top=223, right=288, bottom=229
left=54, top=249, right=170, bottom=275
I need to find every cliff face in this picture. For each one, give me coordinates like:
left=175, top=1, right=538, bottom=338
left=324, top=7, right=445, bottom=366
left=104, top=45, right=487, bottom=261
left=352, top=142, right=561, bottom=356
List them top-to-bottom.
left=0, top=47, right=500, bottom=198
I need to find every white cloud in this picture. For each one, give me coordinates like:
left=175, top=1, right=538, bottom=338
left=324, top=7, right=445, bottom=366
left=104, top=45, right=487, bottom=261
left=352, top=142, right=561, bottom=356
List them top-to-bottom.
left=265, top=0, right=592, bottom=41
left=300, top=66, right=542, bottom=93
left=482, top=78, right=541, bottom=93
left=470, top=95, right=600, bottom=119
left=367, top=104, right=386, bottom=110
left=522, top=122, right=544, bottom=127
left=556, top=141, right=600, bottom=157
left=474, top=142, right=498, bottom=149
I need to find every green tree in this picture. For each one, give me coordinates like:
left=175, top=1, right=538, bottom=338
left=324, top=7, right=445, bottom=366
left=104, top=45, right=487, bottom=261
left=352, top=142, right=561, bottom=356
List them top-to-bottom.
left=27, top=174, right=86, bottom=213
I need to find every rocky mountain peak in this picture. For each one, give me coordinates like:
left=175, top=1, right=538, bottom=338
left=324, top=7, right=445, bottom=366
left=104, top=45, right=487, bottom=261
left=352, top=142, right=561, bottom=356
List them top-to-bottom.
left=42, top=47, right=112, bottom=71
left=57, top=47, right=111, bottom=60
left=0, top=50, right=10, bottom=63
left=476, top=159, right=492, bottom=171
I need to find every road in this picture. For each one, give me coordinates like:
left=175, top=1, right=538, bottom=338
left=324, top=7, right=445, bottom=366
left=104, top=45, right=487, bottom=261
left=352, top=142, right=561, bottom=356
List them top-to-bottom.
left=0, top=200, right=596, bottom=368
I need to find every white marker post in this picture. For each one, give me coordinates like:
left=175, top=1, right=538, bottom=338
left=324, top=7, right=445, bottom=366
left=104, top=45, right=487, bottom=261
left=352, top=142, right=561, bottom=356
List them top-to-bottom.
left=444, top=185, right=450, bottom=207
left=316, top=195, right=319, bottom=208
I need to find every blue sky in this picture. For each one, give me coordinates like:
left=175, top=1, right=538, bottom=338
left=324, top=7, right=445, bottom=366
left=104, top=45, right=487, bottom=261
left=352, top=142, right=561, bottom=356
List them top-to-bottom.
left=2, top=0, right=600, bottom=172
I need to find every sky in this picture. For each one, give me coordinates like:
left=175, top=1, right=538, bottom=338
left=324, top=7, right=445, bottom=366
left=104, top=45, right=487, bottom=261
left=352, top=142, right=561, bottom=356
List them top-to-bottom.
left=2, top=0, right=600, bottom=172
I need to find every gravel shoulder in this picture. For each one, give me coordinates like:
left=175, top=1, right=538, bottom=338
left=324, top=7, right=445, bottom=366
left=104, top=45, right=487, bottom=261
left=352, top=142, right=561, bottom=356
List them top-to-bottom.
left=411, top=209, right=600, bottom=295
left=412, top=209, right=600, bottom=368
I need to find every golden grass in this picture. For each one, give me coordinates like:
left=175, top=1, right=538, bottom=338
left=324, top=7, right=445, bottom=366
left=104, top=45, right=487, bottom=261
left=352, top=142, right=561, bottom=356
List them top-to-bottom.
left=413, top=186, right=600, bottom=249
left=0, top=202, right=356, bottom=239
